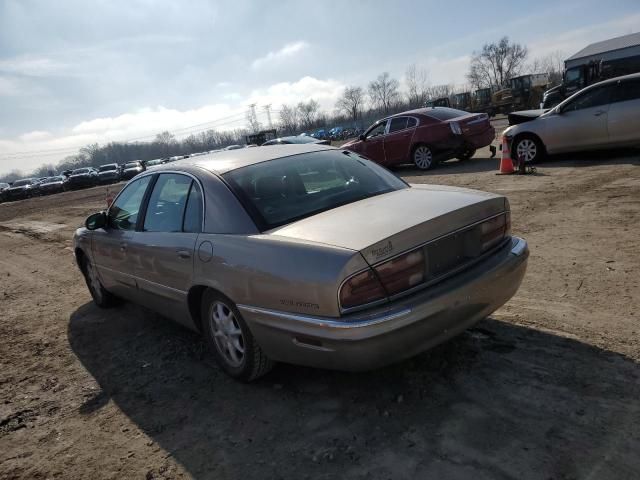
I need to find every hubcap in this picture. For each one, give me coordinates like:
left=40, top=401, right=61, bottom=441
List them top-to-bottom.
left=516, top=139, right=537, bottom=163
left=414, top=146, right=432, bottom=169
left=85, top=260, right=103, bottom=302
left=209, top=301, right=245, bottom=367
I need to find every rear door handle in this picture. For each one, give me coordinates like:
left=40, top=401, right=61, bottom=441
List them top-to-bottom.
left=177, top=250, right=191, bottom=259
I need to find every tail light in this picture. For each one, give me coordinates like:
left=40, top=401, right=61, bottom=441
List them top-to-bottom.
left=480, top=213, right=509, bottom=251
left=375, top=249, right=425, bottom=296
left=339, top=269, right=385, bottom=309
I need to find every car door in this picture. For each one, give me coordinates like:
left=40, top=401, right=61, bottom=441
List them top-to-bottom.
left=606, top=78, right=640, bottom=146
left=546, top=84, right=613, bottom=153
left=383, top=116, right=417, bottom=165
left=360, top=120, right=388, bottom=164
left=129, top=173, right=203, bottom=327
left=91, top=175, right=153, bottom=299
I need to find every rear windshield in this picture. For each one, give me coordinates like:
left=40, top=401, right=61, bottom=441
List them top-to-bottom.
left=424, top=107, right=468, bottom=120
left=223, top=150, right=408, bottom=230
left=125, top=162, right=140, bottom=168
left=99, top=165, right=117, bottom=172
left=72, top=168, right=89, bottom=174
left=45, top=176, right=63, bottom=182
left=13, top=179, right=32, bottom=186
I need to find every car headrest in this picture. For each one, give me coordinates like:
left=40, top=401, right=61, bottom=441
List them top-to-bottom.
left=254, top=176, right=284, bottom=199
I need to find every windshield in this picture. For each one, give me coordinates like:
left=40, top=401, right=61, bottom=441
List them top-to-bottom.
left=424, top=107, right=467, bottom=121
left=223, top=150, right=408, bottom=230
left=125, top=162, right=140, bottom=168
left=99, top=165, right=117, bottom=172
left=72, top=168, right=89, bottom=174
left=44, top=176, right=63, bottom=182
left=13, top=179, right=32, bottom=186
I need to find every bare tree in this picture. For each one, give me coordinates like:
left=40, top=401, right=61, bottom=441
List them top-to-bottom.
left=467, top=37, right=528, bottom=89
left=528, top=51, right=564, bottom=85
left=405, top=64, right=429, bottom=108
left=368, top=72, right=400, bottom=114
left=426, top=84, right=454, bottom=101
left=336, top=86, right=364, bottom=123
left=297, top=99, right=320, bottom=129
left=278, top=104, right=299, bottom=134
left=154, top=131, right=176, bottom=157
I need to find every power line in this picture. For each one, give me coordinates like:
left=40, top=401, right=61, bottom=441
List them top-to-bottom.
left=0, top=108, right=280, bottom=162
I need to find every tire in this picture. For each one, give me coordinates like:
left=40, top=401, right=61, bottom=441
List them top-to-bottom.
left=513, top=134, right=545, bottom=164
left=412, top=144, right=436, bottom=170
left=456, top=148, right=476, bottom=161
left=81, top=255, right=117, bottom=308
left=201, top=290, right=273, bottom=382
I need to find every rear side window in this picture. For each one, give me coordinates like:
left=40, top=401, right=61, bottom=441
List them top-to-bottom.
left=612, top=79, right=640, bottom=103
left=388, top=117, right=408, bottom=133
left=407, top=117, right=418, bottom=128
left=144, top=174, right=192, bottom=232
left=108, top=176, right=152, bottom=230
left=183, top=182, right=203, bottom=233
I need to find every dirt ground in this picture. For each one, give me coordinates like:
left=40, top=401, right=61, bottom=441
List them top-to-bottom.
left=1, top=142, right=639, bottom=479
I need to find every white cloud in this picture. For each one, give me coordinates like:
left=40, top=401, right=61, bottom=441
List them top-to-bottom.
left=251, top=41, right=309, bottom=69
left=0, top=55, right=71, bottom=77
left=0, top=76, right=346, bottom=174
left=247, top=76, right=345, bottom=112
left=19, top=131, right=54, bottom=142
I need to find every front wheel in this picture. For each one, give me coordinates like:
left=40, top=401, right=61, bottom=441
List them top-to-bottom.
left=513, top=135, right=545, bottom=164
left=412, top=144, right=435, bottom=170
left=81, top=256, right=117, bottom=308
left=201, top=291, right=273, bottom=382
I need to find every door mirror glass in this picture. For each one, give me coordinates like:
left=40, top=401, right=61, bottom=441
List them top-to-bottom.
left=85, top=211, right=107, bottom=230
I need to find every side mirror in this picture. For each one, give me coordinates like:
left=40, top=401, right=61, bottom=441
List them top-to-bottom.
left=359, top=134, right=366, bottom=141
left=85, top=211, right=107, bottom=230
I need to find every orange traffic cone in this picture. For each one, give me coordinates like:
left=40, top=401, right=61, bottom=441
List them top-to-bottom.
left=497, top=136, right=515, bottom=175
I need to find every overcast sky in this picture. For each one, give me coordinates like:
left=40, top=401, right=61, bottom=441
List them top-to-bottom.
left=1, top=0, right=639, bottom=174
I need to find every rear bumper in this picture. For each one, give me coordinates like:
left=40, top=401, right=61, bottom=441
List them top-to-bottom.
left=463, top=126, right=495, bottom=149
left=239, top=236, right=528, bottom=371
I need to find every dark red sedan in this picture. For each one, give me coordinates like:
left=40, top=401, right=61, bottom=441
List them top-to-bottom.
left=342, top=107, right=495, bottom=170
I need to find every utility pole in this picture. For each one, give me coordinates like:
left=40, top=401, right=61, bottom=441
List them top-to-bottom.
left=247, top=103, right=260, bottom=132
left=263, top=104, right=273, bottom=130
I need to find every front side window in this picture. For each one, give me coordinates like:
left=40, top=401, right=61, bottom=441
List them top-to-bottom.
left=562, top=86, right=613, bottom=112
left=388, top=117, right=408, bottom=133
left=365, top=121, right=387, bottom=139
left=224, top=150, right=408, bottom=230
left=143, top=174, right=192, bottom=232
left=108, top=176, right=152, bottom=230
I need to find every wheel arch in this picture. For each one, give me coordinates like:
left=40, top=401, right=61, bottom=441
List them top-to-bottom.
left=512, top=131, right=547, bottom=156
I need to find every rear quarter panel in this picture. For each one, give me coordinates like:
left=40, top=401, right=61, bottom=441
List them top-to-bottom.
left=413, top=117, right=458, bottom=151
left=192, top=234, right=368, bottom=318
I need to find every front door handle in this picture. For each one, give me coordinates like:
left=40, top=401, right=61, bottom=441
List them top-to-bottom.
left=594, top=110, right=605, bottom=116
left=177, top=250, right=191, bottom=259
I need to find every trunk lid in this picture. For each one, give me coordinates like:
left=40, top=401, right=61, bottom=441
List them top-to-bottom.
left=451, top=112, right=493, bottom=137
left=269, top=184, right=506, bottom=264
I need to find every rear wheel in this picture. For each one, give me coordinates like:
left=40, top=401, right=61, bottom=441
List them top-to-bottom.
left=513, top=134, right=545, bottom=164
left=412, top=144, right=435, bottom=170
left=456, top=148, right=476, bottom=161
left=201, top=290, right=273, bottom=382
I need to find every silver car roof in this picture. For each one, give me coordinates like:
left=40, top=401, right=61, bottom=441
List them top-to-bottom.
left=161, top=144, right=335, bottom=175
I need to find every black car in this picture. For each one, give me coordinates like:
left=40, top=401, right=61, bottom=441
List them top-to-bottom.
left=262, top=135, right=330, bottom=146
left=121, top=161, right=145, bottom=180
left=97, top=163, right=121, bottom=184
left=68, top=167, right=99, bottom=189
left=39, top=176, right=69, bottom=195
left=4, top=178, right=41, bottom=201
left=0, top=182, right=9, bottom=202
